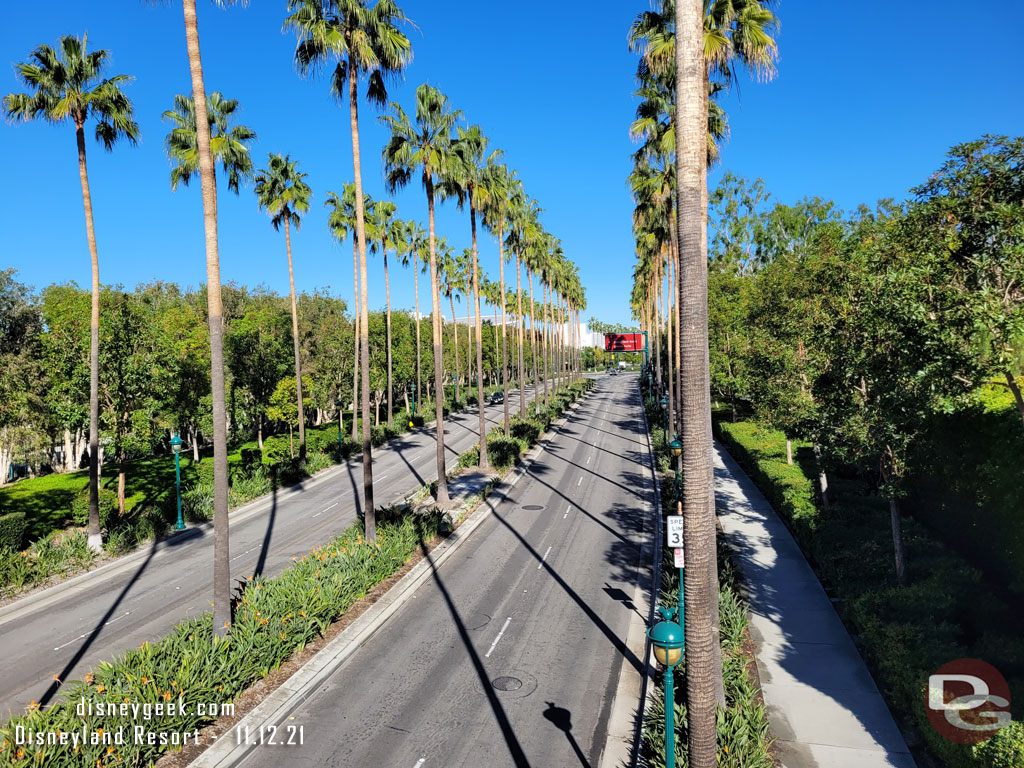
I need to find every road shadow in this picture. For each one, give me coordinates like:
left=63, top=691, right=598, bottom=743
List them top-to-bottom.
left=251, top=470, right=279, bottom=579
left=415, top=527, right=532, bottom=768
left=543, top=701, right=592, bottom=768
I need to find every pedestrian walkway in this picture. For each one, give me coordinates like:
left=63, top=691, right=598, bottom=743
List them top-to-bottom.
left=713, top=442, right=916, bottom=768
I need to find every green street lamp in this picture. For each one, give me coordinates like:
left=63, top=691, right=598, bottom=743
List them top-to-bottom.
left=660, top=395, right=669, bottom=434
left=170, top=432, right=184, bottom=531
left=669, top=438, right=682, bottom=497
left=648, top=606, right=685, bottom=768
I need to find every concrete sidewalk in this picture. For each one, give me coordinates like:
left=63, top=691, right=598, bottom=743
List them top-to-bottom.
left=714, top=442, right=916, bottom=768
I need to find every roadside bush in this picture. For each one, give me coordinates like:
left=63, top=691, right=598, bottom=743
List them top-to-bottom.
left=261, top=435, right=292, bottom=467
left=70, top=487, right=119, bottom=530
left=0, top=511, right=26, bottom=550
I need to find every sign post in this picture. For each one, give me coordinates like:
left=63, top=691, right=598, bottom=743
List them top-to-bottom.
left=666, top=506, right=685, bottom=639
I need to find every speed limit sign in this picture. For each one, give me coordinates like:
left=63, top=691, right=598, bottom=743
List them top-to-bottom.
left=666, top=516, right=684, bottom=548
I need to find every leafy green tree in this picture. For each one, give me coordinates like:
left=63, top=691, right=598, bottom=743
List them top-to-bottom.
left=286, top=0, right=412, bottom=543
left=4, top=34, right=139, bottom=552
left=381, top=83, right=464, bottom=505
left=912, top=136, right=1024, bottom=427
left=255, top=153, right=313, bottom=458
left=707, top=265, right=750, bottom=421
left=0, top=271, right=43, bottom=486
left=225, top=298, right=292, bottom=450
left=266, top=376, right=300, bottom=458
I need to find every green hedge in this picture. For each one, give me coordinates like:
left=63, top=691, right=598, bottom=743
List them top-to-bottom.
left=714, top=417, right=1023, bottom=768
left=0, top=509, right=442, bottom=768
left=0, top=511, right=26, bottom=551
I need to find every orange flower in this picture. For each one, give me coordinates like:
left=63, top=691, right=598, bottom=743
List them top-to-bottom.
left=300, top=611, right=306, bottom=617
left=279, top=633, right=286, bottom=639
left=85, top=673, right=94, bottom=684
left=53, top=674, right=61, bottom=682
left=141, top=677, right=148, bottom=685
left=172, top=681, right=178, bottom=688
left=97, top=685, right=105, bottom=693
left=163, top=691, right=171, bottom=701
left=27, top=700, right=38, bottom=710
left=16, top=749, right=24, bottom=760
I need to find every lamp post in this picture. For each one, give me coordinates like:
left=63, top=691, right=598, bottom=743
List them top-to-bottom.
left=660, top=395, right=669, bottom=435
left=170, top=433, right=184, bottom=531
left=669, top=438, right=682, bottom=496
left=648, top=606, right=685, bottom=768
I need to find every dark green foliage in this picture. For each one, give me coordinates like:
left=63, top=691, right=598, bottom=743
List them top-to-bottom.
left=70, top=487, right=118, bottom=530
left=0, top=511, right=26, bottom=550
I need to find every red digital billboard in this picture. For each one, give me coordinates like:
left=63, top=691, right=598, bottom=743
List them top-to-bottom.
left=604, top=333, right=644, bottom=352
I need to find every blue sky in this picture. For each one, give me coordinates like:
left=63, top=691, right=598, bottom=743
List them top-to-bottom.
left=2, top=1, right=1022, bottom=326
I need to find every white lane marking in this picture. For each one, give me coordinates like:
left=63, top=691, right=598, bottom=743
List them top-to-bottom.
left=586, top=456, right=591, bottom=464
left=377, top=474, right=388, bottom=481
left=577, top=477, right=582, bottom=487
left=322, top=502, right=339, bottom=513
left=564, top=506, right=570, bottom=520
left=312, top=512, right=323, bottom=518
left=538, top=546, right=552, bottom=569
left=54, top=612, right=131, bottom=651
left=485, top=617, right=512, bottom=658
left=413, top=760, right=425, bottom=768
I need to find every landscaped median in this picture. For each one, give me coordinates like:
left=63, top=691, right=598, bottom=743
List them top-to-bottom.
left=0, top=379, right=593, bottom=768
left=637, top=393, right=775, bottom=768
left=714, top=417, right=1024, bottom=768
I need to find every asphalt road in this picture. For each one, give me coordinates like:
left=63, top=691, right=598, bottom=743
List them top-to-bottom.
left=237, top=372, right=654, bottom=768
left=0, top=384, right=550, bottom=719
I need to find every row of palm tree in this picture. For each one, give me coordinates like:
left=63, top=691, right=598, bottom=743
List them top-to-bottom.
left=3, top=0, right=587, bottom=640
left=627, top=0, right=778, bottom=764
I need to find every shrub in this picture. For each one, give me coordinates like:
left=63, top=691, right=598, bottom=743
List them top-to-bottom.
left=239, top=447, right=262, bottom=471
left=70, top=487, right=119, bottom=530
left=0, top=511, right=26, bottom=550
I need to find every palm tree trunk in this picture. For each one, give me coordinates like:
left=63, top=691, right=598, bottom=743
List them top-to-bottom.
left=183, top=0, right=231, bottom=638
left=675, top=0, right=718, bottom=759
left=347, top=53, right=375, bottom=542
left=76, top=122, right=103, bottom=554
left=426, top=176, right=449, bottom=504
left=471, top=201, right=488, bottom=468
left=284, top=214, right=306, bottom=460
left=499, top=227, right=509, bottom=435
left=351, top=237, right=360, bottom=442
left=384, top=243, right=393, bottom=427
left=414, top=251, right=421, bottom=415
left=516, top=252, right=525, bottom=417
left=666, top=256, right=674, bottom=440
left=528, top=268, right=538, bottom=415
left=542, top=281, right=550, bottom=408
left=449, top=291, right=460, bottom=403
left=1004, top=370, right=1024, bottom=427
left=890, top=497, right=906, bottom=583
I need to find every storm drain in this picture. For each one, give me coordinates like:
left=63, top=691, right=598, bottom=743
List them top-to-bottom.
left=521, top=505, right=544, bottom=511
left=491, top=676, right=523, bottom=692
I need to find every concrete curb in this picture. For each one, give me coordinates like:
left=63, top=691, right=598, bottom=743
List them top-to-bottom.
left=599, top=380, right=660, bottom=768
left=188, top=385, right=594, bottom=768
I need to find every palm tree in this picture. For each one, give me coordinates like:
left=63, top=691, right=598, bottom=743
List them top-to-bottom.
left=174, top=0, right=247, bottom=638
left=286, top=0, right=412, bottom=543
left=4, top=34, right=139, bottom=554
left=381, top=84, right=464, bottom=505
left=164, top=92, right=256, bottom=193
left=446, top=124, right=501, bottom=469
left=254, top=153, right=312, bottom=459
left=479, top=162, right=517, bottom=435
left=325, top=184, right=372, bottom=442
left=506, top=187, right=542, bottom=417
left=368, top=200, right=399, bottom=426
left=398, top=220, right=428, bottom=413
left=440, top=242, right=466, bottom=404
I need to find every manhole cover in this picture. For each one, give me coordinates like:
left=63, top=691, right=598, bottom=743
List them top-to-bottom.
left=522, top=505, right=544, bottom=511
left=492, top=676, right=523, bottom=692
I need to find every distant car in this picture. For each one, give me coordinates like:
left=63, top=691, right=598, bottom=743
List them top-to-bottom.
left=489, top=391, right=505, bottom=404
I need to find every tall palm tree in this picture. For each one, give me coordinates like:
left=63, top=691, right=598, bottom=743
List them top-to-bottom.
left=175, top=0, right=248, bottom=638
left=286, top=0, right=412, bottom=543
left=4, top=34, right=139, bottom=554
left=381, top=83, right=464, bottom=506
left=446, top=124, right=501, bottom=469
left=254, top=153, right=312, bottom=459
left=479, top=162, right=517, bottom=435
left=325, top=184, right=372, bottom=441
left=506, top=187, right=542, bottom=417
left=368, top=200, right=399, bottom=426
left=398, top=220, right=428, bottom=413
left=440, top=242, right=467, bottom=404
